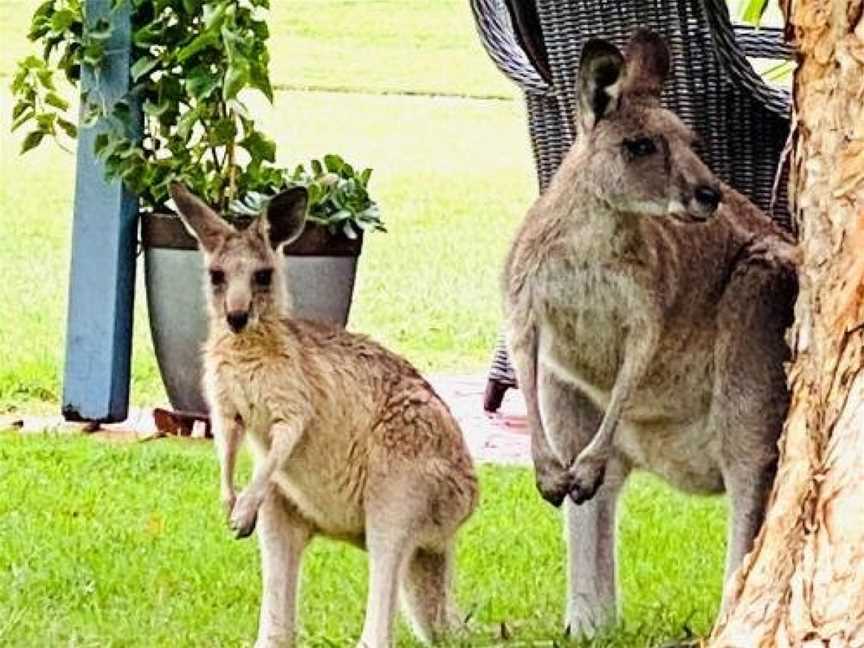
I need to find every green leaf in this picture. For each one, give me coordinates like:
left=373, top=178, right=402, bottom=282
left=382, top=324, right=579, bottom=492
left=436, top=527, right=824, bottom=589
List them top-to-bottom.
left=31, top=0, right=54, bottom=21
left=739, top=0, right=769, bottom=25
left=203, top=2, right=228, bottom=30
left=28, top=7, right=53, bottom=38
left=50, top=9, right=77, bottom=33
left=250, top=19, right=269, bottom=42
left=133, top=23, right=163, bottom=46
left=220, top=23, right=247, bottom=61
left=176, top=30, right=220, bottom=63
left=82, top=42, right=105, bottom=66
left=21, top=54, right=45, bottom=70
left=131, top=56, right=159, bottom=81
left=763, top=60, right=795, bottom=81
left=222, top=61, right=250, bottom=101
left=248, top=62, right=273, bottom=103
left=186, top=67, right=219, bottom=100
left=11, top=68, right=28, bottom=95
left=36, top=68, right=55, bottom=91
left=156, top=75, right=183, bottom=103
left=45, top=92, right=69, bottom=110
left=143, top=98, right=171, bottom=118
left=81, top=101, right=103, bottom=128
left=112, top=101, right=132, bottom=125
left=12, top=102, right=30, bottom=121
left=176, top=108, right=200, bottom=140
left=11, top=109, right=36, bottom=132
left=35, top=112, right=56, bottom=131
left=57, top=118, right=78, bottom=139
left=210, top=118, right=237, bottom=145
left=20, top=130, right=46, bottom=154
left=240, top=131, right=275, bottom=163
left=93, top=132, right=110, bottom=155
left=323, top=154, right=345, bottom=174
left=306, top=182, right=323, bottom=206
left=354, top=218, right=379, bottom=231
left=342, top=221, right=358, bottom=240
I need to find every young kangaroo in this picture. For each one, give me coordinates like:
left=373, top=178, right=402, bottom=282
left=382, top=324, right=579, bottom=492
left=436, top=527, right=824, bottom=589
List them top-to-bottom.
left=504, top=30, right=797, bottom=636
left=169, top=184, right=478, bottom=648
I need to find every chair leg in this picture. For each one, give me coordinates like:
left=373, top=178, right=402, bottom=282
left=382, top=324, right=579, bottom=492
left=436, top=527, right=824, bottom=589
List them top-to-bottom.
left=483, top=379, right=510, bottom=413
left=153, top=408, right=211, bottom=438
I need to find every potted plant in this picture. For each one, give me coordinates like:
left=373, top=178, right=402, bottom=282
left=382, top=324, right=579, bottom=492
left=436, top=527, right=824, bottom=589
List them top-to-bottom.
left=12, top=0, right=384, bottom=415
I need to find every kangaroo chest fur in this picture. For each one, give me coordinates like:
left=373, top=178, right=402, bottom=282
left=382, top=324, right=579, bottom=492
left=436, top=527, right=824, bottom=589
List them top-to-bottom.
left=526, top=212, right=736, bottom=490
left=536, top=218, right=721, bottom=401
left=206, top=318, right=474, bottom=546
left=206, top=335, right=371, bottom=541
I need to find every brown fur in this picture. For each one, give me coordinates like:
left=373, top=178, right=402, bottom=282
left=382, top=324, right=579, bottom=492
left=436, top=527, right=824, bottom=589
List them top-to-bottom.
left=503, top=30, right=797, bottom=636
left=169, top=184, right=477, bottom=648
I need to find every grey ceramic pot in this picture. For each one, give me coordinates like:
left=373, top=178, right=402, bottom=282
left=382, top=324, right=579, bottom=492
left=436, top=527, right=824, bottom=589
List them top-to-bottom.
left=141, top=212, right=362, bottom=415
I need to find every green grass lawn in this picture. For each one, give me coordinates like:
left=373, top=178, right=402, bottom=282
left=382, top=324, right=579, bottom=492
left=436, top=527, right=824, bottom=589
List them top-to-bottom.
left=0, top=433, right=728, bottom=646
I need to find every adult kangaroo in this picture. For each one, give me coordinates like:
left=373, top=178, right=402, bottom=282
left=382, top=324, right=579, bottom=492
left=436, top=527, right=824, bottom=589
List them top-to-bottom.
left=503, top=29, right=797, bottom=636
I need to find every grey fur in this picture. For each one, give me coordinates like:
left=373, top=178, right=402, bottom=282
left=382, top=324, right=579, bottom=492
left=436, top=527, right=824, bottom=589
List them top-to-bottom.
left=503, top=29, right=797, bottom=636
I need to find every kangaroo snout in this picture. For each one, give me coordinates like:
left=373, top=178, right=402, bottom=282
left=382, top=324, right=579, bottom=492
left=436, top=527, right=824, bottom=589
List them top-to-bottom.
left=671, top=150, right=723, bottom=222
left=226, top=310, right=249, bottom=333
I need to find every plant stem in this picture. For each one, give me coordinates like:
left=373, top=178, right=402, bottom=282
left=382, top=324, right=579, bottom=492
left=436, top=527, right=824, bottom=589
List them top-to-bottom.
left=226, top=108, right=236, bottom=210
left=209, top=144, right=221, bottom=185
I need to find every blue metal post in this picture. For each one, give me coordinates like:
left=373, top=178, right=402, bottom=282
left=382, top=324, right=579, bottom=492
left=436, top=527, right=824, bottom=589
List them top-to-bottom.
left=62, top=0, right=139, bottom=422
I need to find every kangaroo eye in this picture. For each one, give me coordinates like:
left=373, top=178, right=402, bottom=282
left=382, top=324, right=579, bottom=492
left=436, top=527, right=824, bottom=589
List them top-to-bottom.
left=624, top=137, right=657, bottom=158
left=254, top=269, right=273, bottom=287
left=209, top=270, right=225, bottom=286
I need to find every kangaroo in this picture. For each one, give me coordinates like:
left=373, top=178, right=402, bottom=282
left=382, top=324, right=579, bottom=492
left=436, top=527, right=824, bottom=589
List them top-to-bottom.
left=503, top=30, right=797, bottom=637
left=169, top=184, right=478, bottom=648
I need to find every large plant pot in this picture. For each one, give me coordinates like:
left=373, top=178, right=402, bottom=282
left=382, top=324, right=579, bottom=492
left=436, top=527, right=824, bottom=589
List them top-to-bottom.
left=141, top=212, right=362, bottom=415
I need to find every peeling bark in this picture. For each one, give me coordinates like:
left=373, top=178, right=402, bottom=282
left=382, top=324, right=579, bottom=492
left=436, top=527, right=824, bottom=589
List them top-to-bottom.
left=708, top=1, right=864, bottom=646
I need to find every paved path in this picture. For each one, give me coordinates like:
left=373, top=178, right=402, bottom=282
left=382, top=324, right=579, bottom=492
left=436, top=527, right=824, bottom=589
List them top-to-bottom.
left=1, top=375, right=530, bottom=465
left=428, top=375, right=529, bottom=465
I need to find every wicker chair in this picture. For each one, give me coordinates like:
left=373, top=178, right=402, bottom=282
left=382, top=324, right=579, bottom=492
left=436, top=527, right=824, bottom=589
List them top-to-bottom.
left=471, top=0, right=794, bottom=411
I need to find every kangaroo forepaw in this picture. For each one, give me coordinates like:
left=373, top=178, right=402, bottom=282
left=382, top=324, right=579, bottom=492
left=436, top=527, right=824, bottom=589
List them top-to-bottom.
left=746, top=237, right=801, bottom=270
left=567, top=460, right=606, bottom=505
left=535, top=468, right=572, bottom=507
left=229, top=492, right=260, bottom=539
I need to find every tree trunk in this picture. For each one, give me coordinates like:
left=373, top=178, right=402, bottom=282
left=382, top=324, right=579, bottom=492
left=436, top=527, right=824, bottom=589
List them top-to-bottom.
left=709, top=1, right=864, bottom=645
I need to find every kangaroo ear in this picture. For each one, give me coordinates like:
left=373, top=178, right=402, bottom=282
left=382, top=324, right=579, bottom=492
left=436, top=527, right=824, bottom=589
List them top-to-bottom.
left=624, top=29, right=670, bottom=97
left=579, top=39, right=625, bottom=130
left=169, top=184, right=233, bottom=253
left=262, top=187, right=308, bottom=250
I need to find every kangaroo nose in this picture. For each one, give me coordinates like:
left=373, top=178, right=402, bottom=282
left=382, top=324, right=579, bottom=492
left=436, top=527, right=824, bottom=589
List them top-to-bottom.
left=694, top=185, right=721, bottom=211
left=226, top=310, right=249, bottom=333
